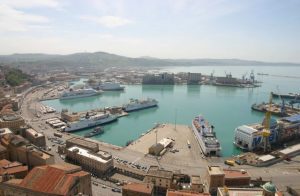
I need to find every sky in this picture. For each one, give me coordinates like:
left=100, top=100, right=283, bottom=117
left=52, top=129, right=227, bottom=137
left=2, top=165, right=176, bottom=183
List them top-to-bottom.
left=0, top=0, right=300, bottom=62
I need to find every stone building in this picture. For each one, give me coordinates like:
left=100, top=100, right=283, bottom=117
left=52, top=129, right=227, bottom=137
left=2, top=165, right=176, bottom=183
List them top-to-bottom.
left=0, top=114, right=25, bottom=132
left=25, top=128, right=46, bottom=148
left=66, top=137, right=99, bottom=153
left=66, top=146, right=113, bottom=176
left=0, top=159, right=28, bottom=179
left=144, top=166, right=173, bottom=194
left=206, top=166, right=225, bottom=194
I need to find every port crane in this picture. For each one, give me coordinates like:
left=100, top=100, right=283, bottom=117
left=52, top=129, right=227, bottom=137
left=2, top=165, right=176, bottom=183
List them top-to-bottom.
left=261, top=92, right=272, bottom=153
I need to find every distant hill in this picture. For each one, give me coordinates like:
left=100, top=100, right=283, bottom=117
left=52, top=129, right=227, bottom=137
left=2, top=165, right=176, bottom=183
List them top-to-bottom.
left=0, top=52, right=299, bottom=72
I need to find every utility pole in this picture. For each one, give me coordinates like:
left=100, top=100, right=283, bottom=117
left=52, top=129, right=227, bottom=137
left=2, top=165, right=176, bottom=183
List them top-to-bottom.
left=174, top=108, right=177, bottom=131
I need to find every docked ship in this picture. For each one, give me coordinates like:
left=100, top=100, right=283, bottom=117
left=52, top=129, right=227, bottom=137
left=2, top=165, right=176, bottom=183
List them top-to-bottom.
left=96, top=82, right=125, bottom=91
left=60, top=88, right=101, bottom=100
left=271, top=92, right=300, bottom=99
left=123, top=98, right=158, bottom=112
left=64, top=113, right=117, bottom=132
left=234, top=114, right=300, bottom=151
left=191, top=115, right=221, bottom=156
left=84, top=126, right=104, bottom=138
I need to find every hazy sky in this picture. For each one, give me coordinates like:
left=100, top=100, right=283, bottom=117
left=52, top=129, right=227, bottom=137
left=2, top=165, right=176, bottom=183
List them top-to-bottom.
left=0, top=0, right=299, bottom=62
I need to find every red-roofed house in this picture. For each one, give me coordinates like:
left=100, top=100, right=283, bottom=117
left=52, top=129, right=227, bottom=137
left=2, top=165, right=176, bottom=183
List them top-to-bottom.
left=0, top=163, right=92, bottom=196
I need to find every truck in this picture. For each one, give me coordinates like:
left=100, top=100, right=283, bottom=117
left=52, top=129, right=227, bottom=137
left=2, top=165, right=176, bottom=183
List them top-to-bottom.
left=187, top=140, right=191, bottom=148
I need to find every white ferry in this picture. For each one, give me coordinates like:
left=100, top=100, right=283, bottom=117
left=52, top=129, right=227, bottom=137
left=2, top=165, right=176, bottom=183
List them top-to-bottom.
left=96, top=82, right=125, bottom=91
left=60, top=88, right=101, bottom=100
left=123, top=98, right=158, bottom=112
left=64, top=113, right=117, bottom=132
left=192, top=115, right=221, bottom=156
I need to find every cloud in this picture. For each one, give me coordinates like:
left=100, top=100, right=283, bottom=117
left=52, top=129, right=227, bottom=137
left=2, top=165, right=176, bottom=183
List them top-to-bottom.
left=1, top=0, right=60, bottom=8
left=0, top=4, right=49, bottom=32
left=81, top=15, right=133, bottom=28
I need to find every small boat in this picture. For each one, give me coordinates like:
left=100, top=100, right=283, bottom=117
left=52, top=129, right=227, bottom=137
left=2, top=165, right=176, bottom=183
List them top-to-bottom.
left=84, top=127, right=104, bottom=138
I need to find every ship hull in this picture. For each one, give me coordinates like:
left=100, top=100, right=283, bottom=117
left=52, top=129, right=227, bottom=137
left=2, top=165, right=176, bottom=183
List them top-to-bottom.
left=60, top=92, right=101, bottom=100
left=124, top=104, right=157, bottom=112
left=65, top=116, right=117, bottom=132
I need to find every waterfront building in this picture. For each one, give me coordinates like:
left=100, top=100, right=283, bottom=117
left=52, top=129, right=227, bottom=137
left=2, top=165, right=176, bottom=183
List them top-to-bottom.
left=187, top=72, right=202, bottom=84
left=142, top=73, right=175, bottom=85
left=61, top=110, right=80, bottom=122
left=0, top=114, right=25, bottom=132
left=25, top=128, right=46, bottom=148
left=0, top=134, right=54, bottom=168
left=66, top=137, right=99, bottom=153
left=148, top=138, right=173, bottom=156
left=0, top=144, right=8, bottom=160
left=66, top=146, right=113, bottom=176
left=0, top=159, right=28, bottom=179
left=0, top=163, right=92, bottom=196
left=144, top=166, right=173, bottom=194
left=206, top=166, right=225, bottom=194
left=223, top=169, right=251, bottom=187
left=122, top=182, right=154, bottom=196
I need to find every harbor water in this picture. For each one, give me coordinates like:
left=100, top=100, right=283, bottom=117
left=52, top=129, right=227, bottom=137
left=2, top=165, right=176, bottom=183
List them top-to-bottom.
left=42, top=66, right=300, bottom=157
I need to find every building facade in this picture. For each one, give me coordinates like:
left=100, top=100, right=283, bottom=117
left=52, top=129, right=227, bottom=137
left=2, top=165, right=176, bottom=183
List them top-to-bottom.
left=66, top=146, right=113, bottom=176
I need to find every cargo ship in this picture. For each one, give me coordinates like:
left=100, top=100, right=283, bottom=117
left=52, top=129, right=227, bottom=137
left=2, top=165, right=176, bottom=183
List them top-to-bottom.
left=123, top=98, right=158, bottom=112
left=64, top=113, right=117, bottom=132
left=191, top=115, right=221, bottom=156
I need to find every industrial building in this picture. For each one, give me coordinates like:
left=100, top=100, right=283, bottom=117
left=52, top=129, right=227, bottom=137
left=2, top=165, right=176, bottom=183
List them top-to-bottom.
left=142, top=73, right=175, bottom=85
left=187, top=73, right=202, bottom=84
left=66, top=137, right=99, bottom=153
left=148, top=138, right=173, bottom=156
left=66, top=146, right=114, bottom=176
left=0, top=163, right=92, bottom=196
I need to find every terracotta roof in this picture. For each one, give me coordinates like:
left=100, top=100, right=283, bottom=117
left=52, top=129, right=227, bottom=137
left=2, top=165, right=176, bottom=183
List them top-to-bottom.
left=0, top=159, right=28, bottom=176
left=18, top=164, right=89, bottom=195
left=223, top=169, right=250, bottom=179
left=123, top=183, right=153, bottom=194
left=167, top=190, right=210, bottom=196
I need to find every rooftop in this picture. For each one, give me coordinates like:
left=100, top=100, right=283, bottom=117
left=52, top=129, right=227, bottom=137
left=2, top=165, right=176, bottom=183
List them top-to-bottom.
left=0, top=114, right=22, bottom=122
left=282, top=114, right=300, bottom=123
left=0, top=128, right=12, bottom=136
left=26, top=128, right=44, bottom=138
left=67, top=137, right=98, bottom=151
left=159, top=138, right=173, bottom=148
left=279, top=143, right=300, bottom=155
left=67, top=146, right=109, bottom=163
left=258, top=154, right=276, bottom=162
left=0, top=159, right=28, bottom=176
left=17, top=164, right=89, bottom=195
left=147, top=166, right=173, bottom=179
left=207, top=166, right=224, bottom=176
left=223, top=169, right=250, bottom=179
left=191, top=175, right=202, bottom=184
left=123, top=182, right=153, bottom=194
left=218, top=187, right=263, bottom=196
left=167, top=190, right=210, bottom=196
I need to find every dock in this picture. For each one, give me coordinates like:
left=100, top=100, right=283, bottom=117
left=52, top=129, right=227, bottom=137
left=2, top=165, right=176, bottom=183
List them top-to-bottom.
left=251, top=102, right=300, bottom=117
